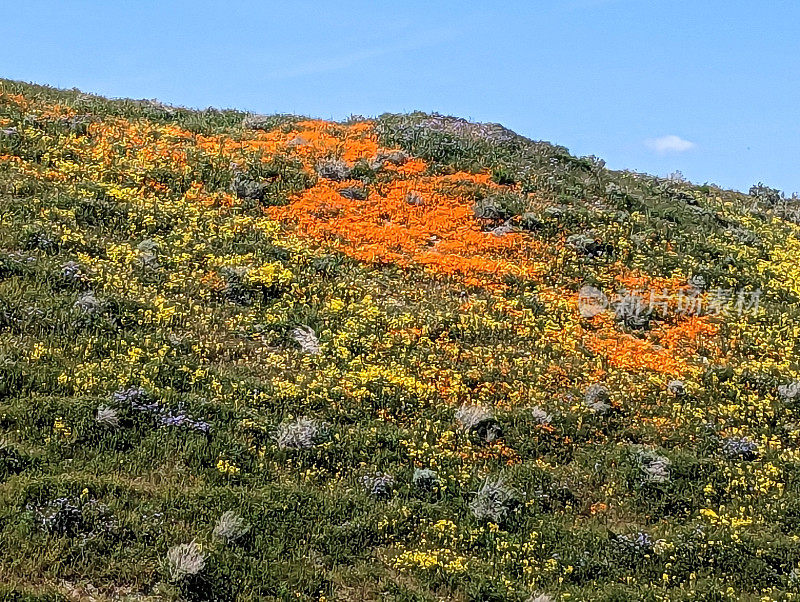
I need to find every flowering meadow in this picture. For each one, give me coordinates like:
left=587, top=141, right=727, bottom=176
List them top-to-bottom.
left=1, top=79, right=800, bottom=601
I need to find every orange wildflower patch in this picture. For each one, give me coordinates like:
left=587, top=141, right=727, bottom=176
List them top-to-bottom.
left=1, top=93, right=30, bottom=110
left=38, top=103, right=77, bottom=120
left=72, top=116, right=540, bottom=288
left=193, top=119, right=378, bottom=169
left=83, top=120, right=190, bottom=169
left=385, top=158, right=427, bottom=176
left=270, top=166, right=543, bottom=287
left=200, top=271, right=225, bottom=291
left=614, top=273, right=687, bottom=293
left=582, top=314, right=718, bottom=376
left=656, top=315, right=718, bottom=350
left=460, top=441, right=521, bottom=465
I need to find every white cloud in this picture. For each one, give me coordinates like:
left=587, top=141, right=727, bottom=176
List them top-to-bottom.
left=645, top=135, right=696, bottom=154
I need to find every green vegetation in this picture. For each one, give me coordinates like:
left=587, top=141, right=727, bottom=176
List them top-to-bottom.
left=0, top=78, right=799, bottom=601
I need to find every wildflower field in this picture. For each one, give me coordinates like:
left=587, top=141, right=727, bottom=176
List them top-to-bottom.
left=1, top=78, right=800, bottom=601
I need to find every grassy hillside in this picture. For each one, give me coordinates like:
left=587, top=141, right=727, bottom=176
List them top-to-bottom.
left=0, top=78, right=799, bottom=601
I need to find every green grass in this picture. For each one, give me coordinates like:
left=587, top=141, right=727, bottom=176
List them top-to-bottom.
left=0, top=77, right=799, bottom=601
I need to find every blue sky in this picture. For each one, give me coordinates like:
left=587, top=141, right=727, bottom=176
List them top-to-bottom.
left=4, top=1, right=799, bottom=193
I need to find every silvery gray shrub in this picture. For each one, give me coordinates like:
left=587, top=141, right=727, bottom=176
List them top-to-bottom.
left=142, top=99, right=176, bottom=117
left=377, top=113, right=519, bottom=146
left=242, top=114, right=274, bottom=131
left=286, top=134, right=308, bottom=147
left=370, top=149, right=408, bottom=169
left=315, top=159, right=351, bottom=181
left=230, top=172, right=269, bottom=202
left=749, top=182, right=782, bottom=206
left=473, top=195, right=511, bottom=221
left=543, top=205, right=566, bottom=219
left=490, top=221, right=515, bottom=237
left=727, top=226, right=760, bottom=246
left=568, top=232, right=613, bottom=259
left=566, top=233, right=596, bottom=254
left=135, top=238, right=160, bottom=271
left=136, top=239, right=159, bottom=255
left=61, top=261, right=85, bottom=284
left=75, top=291, right=102, bottom=314
left=292, top=325, right=321, bottom=355
left=667, top=380, right=686, bottom=396
left=778, top=381, right=800, bottom=402
left=584, top=384, right=611, bottom=414
left=455, top=404, right=502, bottom=442
left=456, top=404, right=492, bottom=430
left=95, top=406, right=120, bottom=428
left=530, top=406, right=553, bottom=425
left=276, top=417, right=326, bottom=450
left=638, top=449, right=671, bottom=483
left=412, top=468, right=441, bottom=492
left=360, top=472, right=395, bottom=499
left=469, top=476, right=521, bottom=523
left=213, top=510, right=250, bottom=544
left=166, top=541, right=205, bottom=582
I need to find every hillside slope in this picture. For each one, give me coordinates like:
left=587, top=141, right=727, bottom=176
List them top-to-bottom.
left=1, top=79, right=800, bottom=601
